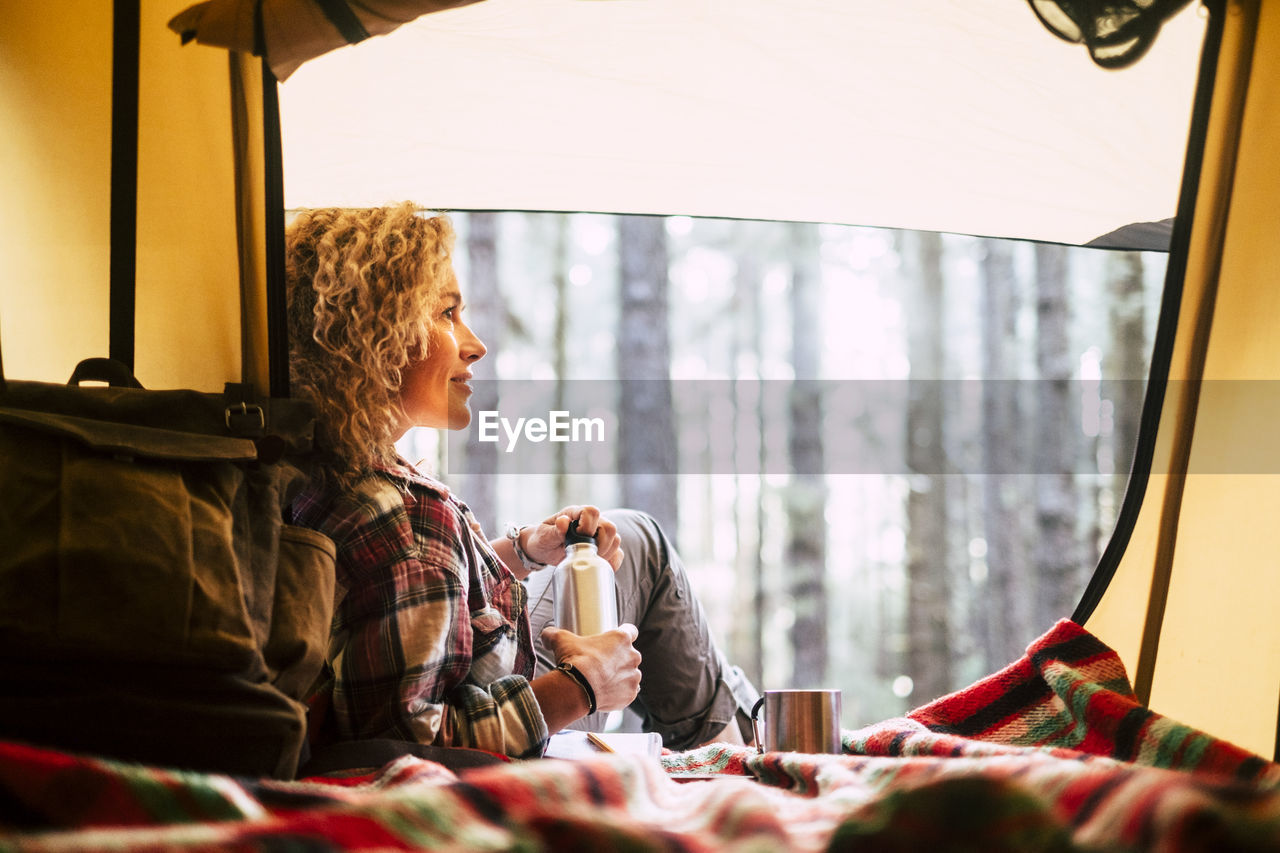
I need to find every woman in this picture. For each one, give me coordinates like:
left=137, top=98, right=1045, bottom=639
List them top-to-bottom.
left=286, top=203, right=756, bottom=759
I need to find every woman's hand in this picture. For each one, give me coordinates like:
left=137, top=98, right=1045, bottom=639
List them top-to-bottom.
left=523, top=505, right=624, bottom=570
left=540, top=623, right=642, bottom=713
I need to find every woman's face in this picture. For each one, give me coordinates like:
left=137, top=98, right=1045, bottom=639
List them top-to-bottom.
left=397, top=285, right=487, bottom=435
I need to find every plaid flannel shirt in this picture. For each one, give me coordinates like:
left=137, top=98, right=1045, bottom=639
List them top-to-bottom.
left=292, top=461, right=546, bottom=759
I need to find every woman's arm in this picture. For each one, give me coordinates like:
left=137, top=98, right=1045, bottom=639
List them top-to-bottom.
left=323, top=485, right=551, bottom=758
left=490, top=505, right=625, bottom=579
left=490, top=525, right=540, bottom=581
left=535, top=623, right=643, bottom=729
left=530, top=670, right=593, bottom=731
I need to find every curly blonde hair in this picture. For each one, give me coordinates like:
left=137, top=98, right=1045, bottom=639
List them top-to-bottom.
left=286, top=203, right=456, bottom=485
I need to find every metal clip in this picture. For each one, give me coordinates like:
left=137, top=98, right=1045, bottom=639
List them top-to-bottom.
left=225, top=401, right=266, bottom=433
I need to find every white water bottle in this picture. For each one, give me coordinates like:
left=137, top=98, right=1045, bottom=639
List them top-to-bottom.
left=553, top=519, right=618, bottom=636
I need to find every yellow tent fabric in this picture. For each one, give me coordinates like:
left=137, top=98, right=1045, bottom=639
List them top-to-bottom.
left=0, top=0, right=1205, bottom=375
left=1, top=0, right=271, bottom=392
left=2, top=0, right=1276, bottom=762
left=274, top=0, right=1205, bottom=246
left=1083, top=0, right=1280, bottom=760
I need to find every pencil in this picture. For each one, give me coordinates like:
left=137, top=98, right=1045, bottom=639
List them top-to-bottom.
left=586, top=731, right=615, bottom=753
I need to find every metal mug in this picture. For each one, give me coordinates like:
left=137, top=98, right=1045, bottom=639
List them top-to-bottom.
left=750, top=689, right=843, bottom=754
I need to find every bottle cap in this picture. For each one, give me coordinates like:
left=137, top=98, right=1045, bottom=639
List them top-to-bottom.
left=564, top=518, right=597, bottom=546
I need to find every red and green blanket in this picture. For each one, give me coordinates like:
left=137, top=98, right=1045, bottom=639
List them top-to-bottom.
left=3, top=620, right=1279, bottom=851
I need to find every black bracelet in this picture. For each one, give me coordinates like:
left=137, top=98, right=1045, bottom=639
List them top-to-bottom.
left=556, top=661, right=597, bottom=715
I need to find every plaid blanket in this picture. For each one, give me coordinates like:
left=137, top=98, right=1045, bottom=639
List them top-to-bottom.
left=3, top=620, right=1279, bottom=851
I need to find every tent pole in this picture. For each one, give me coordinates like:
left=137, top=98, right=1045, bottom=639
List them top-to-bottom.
left=1131, top=0, right=1259, bottom=706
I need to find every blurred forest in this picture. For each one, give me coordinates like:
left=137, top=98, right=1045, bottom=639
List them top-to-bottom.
left=398, top=212, right=1165, bottom=727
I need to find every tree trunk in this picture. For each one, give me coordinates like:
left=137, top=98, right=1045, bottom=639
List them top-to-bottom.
left=460, top=211, right=501, bottom=533
left=551, top=214, right=571, bottom=509
left=616, top=215, right=678, bottom=538
left=785, top=222, right=828, bottom=687
left=730, top=224, right=766, bottom=688
left=903, top=230, right=952, bottom=704
left=979, top=239, right=1032, bottom=669
left=1033, top=244, right=1079, bottom=631
left=1107, top=252, right=1146, bottom=501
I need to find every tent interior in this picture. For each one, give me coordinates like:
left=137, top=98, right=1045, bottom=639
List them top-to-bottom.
left=2, top=0, right=1279, bottom=823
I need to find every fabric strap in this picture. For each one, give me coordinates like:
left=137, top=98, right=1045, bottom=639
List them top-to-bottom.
left=109, top=0, right=140, bottom=372
left=313, top=0, right=372, bottom=45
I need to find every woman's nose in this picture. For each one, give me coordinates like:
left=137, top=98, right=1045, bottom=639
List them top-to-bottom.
left=461, top=322, right=487, bottom=361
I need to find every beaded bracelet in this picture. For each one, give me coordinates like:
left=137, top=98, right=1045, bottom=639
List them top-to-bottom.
left=504, top=523, right=548, bottom=573
left=556, top=661, right=597, bottom=715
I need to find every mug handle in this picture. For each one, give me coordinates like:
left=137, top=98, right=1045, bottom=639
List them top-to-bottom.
left=750, top=696, right=766, bottom=754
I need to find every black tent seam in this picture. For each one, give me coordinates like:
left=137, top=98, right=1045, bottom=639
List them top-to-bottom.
left=109, top=0, right=141, bottom=371
left=1070, top=0, right=1226, bottom=626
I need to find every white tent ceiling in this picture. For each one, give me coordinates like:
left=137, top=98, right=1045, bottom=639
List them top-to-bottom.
left=277, top=0, right=1206, bottom=246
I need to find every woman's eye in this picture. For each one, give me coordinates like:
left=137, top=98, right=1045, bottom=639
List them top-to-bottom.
left=443, top=306, right=456, bottom=320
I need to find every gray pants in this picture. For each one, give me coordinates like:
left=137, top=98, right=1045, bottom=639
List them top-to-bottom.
left=523, top=509, right=759, bottom=750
